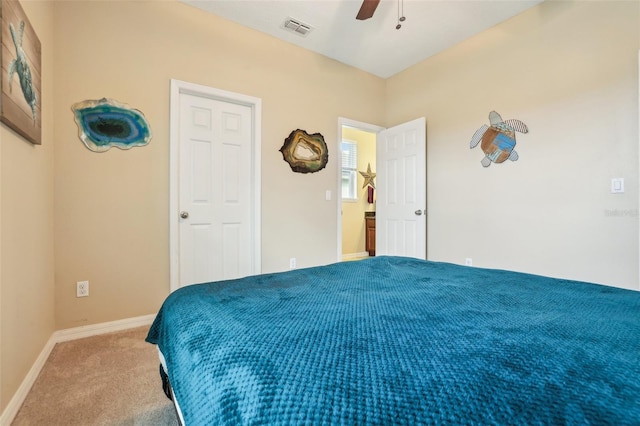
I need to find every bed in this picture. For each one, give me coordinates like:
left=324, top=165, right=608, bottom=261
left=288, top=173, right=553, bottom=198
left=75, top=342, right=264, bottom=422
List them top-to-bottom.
left=146, top=256, right=640, bottom=425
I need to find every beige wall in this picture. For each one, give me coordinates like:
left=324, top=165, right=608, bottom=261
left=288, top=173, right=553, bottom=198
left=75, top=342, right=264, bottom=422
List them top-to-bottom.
left=0, top=0, right=55, bottom=412
left=52, top=1, right=385, bottom=329
left=386, top=1, right=640, bottom=289
left=341, top=127, right=376, bottom=256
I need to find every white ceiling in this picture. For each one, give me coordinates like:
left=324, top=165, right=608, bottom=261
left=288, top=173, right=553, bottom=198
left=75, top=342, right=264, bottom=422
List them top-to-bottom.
left=181, top=0, right=543, bottom=79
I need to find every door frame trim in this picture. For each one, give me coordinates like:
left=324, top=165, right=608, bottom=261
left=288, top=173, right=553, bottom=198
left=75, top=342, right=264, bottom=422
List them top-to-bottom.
left=169, top=79, right=262, bottom=292
left=336, top=117, right=384, bottom=262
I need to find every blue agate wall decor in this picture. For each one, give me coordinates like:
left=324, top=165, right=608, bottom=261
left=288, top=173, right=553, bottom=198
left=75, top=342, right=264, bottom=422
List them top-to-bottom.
left=71, top=98, right=152, bottom=152
left=470, top=111, right=528, bottom=167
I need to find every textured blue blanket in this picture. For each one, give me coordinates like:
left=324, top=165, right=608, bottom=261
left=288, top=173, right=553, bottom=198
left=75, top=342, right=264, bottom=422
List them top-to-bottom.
left=146, top=257, right=640, bottom=425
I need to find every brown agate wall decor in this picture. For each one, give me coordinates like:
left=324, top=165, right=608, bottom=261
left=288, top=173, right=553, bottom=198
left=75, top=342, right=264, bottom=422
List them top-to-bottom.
left=280, top=129, right=329, bottom=173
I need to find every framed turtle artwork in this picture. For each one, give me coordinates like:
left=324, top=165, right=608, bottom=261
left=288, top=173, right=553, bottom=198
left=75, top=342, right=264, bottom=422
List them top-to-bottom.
left=0, top=0, right=42, bottom=145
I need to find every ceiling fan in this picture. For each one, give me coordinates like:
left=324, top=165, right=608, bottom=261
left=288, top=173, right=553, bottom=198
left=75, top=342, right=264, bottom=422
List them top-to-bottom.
left=355, top=0, right=380, bottom=20
left=356, top=0, right=406, bottom=29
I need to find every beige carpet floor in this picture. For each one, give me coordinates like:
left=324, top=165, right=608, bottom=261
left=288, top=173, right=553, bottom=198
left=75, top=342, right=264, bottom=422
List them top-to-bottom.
left=12, top=326, right=179, bottom=425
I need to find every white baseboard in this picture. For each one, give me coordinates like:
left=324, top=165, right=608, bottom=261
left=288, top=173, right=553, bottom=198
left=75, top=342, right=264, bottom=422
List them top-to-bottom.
left=342, top=252, right=369, bottom=260
left=0, top=313, right=157, bottom=426
left=54, top=313, right=156, bottom=343
left=0, top=334, right=57, bottom=426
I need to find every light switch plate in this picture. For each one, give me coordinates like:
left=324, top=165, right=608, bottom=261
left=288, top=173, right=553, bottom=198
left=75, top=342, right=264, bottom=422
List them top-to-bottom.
left=611, top=178, right=624, bottom=194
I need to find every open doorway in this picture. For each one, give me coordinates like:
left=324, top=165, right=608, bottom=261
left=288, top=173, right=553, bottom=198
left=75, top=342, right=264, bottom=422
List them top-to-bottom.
left=337, top=116, right=427, bottom=263
left=337, top=118, right=383, bottom=262
left=341, top=127, right=377, bottom=260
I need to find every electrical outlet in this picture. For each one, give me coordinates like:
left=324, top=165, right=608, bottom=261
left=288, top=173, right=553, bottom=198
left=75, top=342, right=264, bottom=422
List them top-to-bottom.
left=289, top=258, right=296, bottom=269
left=465, top=258, right=473, bottom=266
left=77, top=281, right=89, bottom=297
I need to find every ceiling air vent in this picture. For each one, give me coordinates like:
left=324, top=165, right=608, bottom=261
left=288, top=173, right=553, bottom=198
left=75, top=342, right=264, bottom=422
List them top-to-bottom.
left=283, top=18, right=313, bottom=37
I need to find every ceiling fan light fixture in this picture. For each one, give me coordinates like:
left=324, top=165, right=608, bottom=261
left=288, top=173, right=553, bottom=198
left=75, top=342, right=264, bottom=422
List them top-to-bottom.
left=396, top=0, right=406, bottom=30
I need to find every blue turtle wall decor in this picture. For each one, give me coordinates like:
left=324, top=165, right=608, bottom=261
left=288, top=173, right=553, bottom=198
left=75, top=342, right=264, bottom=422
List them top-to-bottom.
left=8, top=20, right=37, bottom=123
left=470, top=111, right=528, bottom=167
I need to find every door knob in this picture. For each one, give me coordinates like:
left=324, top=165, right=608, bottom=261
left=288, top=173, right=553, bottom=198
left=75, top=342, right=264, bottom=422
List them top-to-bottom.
left=414, top=210, right=423, bottom=216
left=180, top=211, right=189, bottom=219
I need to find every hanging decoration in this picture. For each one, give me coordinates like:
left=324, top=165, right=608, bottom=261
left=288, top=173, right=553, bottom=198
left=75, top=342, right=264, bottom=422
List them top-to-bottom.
left=72, top=98, right=152, bottom=152
left=470, top=111, right=528, bottom=167
left=279, top=129, right=328, bottom=173
left=359, top=162, right=376, bottom=204
left=359, top=163, right=376, bottom=188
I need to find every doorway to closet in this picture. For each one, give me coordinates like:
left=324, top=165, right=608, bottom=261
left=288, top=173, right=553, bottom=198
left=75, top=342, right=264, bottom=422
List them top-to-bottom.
left=169, top=79, right=262, bottom=292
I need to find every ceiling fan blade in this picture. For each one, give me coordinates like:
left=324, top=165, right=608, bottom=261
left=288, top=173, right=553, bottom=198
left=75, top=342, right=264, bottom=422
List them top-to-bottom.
left=356, top=0, right=380, bottom=20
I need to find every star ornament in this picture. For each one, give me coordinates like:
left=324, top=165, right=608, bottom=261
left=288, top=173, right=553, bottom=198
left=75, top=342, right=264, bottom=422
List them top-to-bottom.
left=359, top=163, right=376, bottom=189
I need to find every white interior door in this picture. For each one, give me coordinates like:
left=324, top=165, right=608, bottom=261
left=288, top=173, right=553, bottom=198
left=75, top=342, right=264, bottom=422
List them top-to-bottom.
left=170, top=80, right=261, bottom=291
left=376, top=117, right=427, bottom=259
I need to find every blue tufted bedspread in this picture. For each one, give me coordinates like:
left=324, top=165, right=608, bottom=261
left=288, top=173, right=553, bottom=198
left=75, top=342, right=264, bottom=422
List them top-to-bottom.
left=146, top=256, right=640, bottom=425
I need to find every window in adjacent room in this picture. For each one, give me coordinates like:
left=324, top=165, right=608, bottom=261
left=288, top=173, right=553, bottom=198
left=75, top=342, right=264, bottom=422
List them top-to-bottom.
left=341, top=140, right=357, bottom=201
